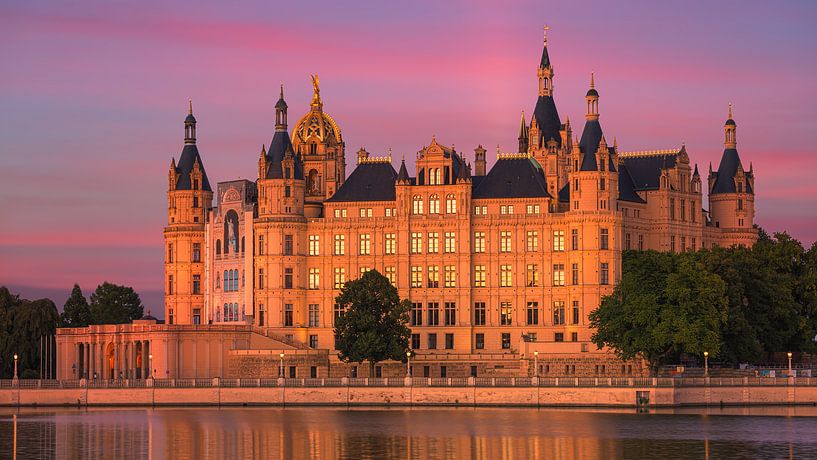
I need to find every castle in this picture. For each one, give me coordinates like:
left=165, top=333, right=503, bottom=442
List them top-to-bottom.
left=56, top=31, right=756, bottom=380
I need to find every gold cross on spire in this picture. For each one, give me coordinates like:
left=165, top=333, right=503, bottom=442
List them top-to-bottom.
left=543, top=25, right=550, bottom=44
left=728, top=102, right=733, bottom=118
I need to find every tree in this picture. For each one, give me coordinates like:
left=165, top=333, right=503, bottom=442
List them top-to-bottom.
left=590, top=251, right=726, bottom=374
left=333, top=270, right=411, bottom=377
left=89, top=282, right=144, bottom=324
left=60, top=284, right=92, bottom=327
left=0, top=287, right=59, bottom=378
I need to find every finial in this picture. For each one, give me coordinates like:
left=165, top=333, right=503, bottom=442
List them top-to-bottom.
left=543, top=25, right=550, bottom=44
left=590, top=72, right=595, bottom=89
left=310, top=74, right=320, bottom=103
left=280, top=84, right=284, bottom=99
left=188, top=99, right=193, bottom=115
left=728, top=102, right=733, bottom=119
left=613, top=136, right=618, bottom=149
left=496, top=144, right=500, bottom=154
left=388, top=147, right=393, bottom=161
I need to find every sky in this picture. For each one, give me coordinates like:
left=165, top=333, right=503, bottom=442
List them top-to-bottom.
left=1, top=0, right=816, bottom=313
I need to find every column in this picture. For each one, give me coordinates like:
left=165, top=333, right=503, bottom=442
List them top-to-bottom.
left=144, top=340, right=150, bottom=379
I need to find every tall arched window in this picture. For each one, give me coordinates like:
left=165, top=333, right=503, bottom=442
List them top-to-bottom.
left=429, top=194, right=440, bottom=214
left=445, top=194, right=456, bottom=214
left=412, top=195, right=424, bottom=214
left=216, top=240, right=221, bottom=255
left=223, top=270, right=228, bottom=291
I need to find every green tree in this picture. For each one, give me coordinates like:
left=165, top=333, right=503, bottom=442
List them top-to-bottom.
left=333, top=270, right=411, bottom=377
left=89, top=282, right=144, bottom=324
left=60, top=284, right=92, bottom=327
left=0, top=287, right=59, bottom=378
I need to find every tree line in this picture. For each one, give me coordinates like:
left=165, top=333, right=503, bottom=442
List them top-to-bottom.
left=590, top=231, right=817, bottom=373
left=0, top=282, right=143, bottom=378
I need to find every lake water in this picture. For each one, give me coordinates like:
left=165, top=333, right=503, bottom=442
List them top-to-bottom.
left=2, top=406, right=817, bottom=459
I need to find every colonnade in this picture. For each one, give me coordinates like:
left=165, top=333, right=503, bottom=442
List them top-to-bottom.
left=74, top=339, right=152, bottom=380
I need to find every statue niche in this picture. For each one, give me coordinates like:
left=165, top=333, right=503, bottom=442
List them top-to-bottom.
left=307, top=169, right=321, bottom=196
left=223, top=210, right=240, bottom=254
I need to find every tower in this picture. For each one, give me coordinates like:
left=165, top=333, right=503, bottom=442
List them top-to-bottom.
left=165, top=101, right=213, bottom=325
left=474, top=145, right=487, bottom=176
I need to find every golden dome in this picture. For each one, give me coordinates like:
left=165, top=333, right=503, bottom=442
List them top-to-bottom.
left=291, top=75, right=343, bottom=150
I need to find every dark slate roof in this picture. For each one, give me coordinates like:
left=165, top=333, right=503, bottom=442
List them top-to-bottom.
left=540, top=42, right=551, bottom=68
left=586, top=88, right=599, bottom=97
left=532, top=96, right=562, bottom=148
left=185, top=113, right=196, bottom=123
left=725, top=118, right=736, bottom=126
left=578, top=119, right=602, bottom=171
left=265, top=130, right=303, bottom=179
left=174, top=144, right=212, bottom=191
left=711, top=148, right=751, bottom=194
left=621, top=154, right=677, bottom=191
left=472, top=157, right=551, bottom=199
left=397, top=160, right=410, bottom=182
left=326, top=162, right=397, bottom=202
left=617, top=163, right=646, bottom=203
left=558, top=182, right=570, bottom=203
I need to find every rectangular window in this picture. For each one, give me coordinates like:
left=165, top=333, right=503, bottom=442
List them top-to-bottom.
left=600, top=177, right=606, bottom=191
left=446, top=196, right=457, bottom=214
left=670, top=198, right=676, bottom=220
left=680, top=199, right=686, bottom=221
left=691, top=201, right=697, bottom=223
left=526, top=204, right=540, bottom=214
left=474, top=205, right=487, bottom=215
left=500, top=205, right=514, bottom=215
left=333, top=208, right=347, bottom=218
left=600, top=228, right=609, bottom=250
left=571, top=229, right=579, bottom=250
left=553, top=230, right=565, bottom=252
left=500, top=231, right=512, bottom=252
left=526, top=231, right=539, bottom=252
left=411, top=232, right=423, bottom=254
left=427, top=232, right=439, bottom=253
left=444, top=232, right=456, bottom=253
left=474, top=232, right=486, bottom=253
left=385, top=233, right=396, bottom=255
left=625, top=233, right=631, bottom=250
left=284, top=234, right=293, bottom=255
left=334, top=234, right=345, bottom=255
left=359, top=234, right=371, bottom=255
left=638, top=234, right=644, bottom=251
left=258, top=235, right=265, bottom=256
left=308, top=235, right=319, bottom=256
left=670, top=236, right=676, bottom=252
left=681, top=236, right=686, bottom=252
left=691, top=238, right=697, bottom=251
left=168, top=243, right=173, bottom=263
left=192, top=243, right=201, bottom=262
left=571, top=263, right=579, bottom=285
left=600, top=263, right=609, bottom=285
left=526, top=264, right=539, bottom=287
left=552, top=264, right=565, bottom=286
left=427, top=265, right=439, bottom=288
left=444, top=265, right=456, bottom=288
left=474, top=265, right=486, bottom=287
left=500, top=265, right=513, bottom=287
left=385, top=266, right=396, bottom=285
left=411, top=266, right=422, bottom=288
left=284, top=267, right=293, bottom=289
left=333, top=267, right=345, bottom=289
left=308, top=268, right=320, bottom=290
left=257, top=269, right=264, bottom=290
left=192, top=274, right=201, bottom=294
left=168, top=275, right=174, bottom=294
left=553, top=300, right=565, bottom=325
left=572, top=300, right=580, bottom=324
left=500, top=301, right=513, bottom=325
left=526, top=301, right=539, bottom=325
left=410, top=302, right=423, bottom=326
left=427, top=302, right=440, bottom=326
left=444, top=302, right=456, bottom=326
left=474, top=302, right=486, bottom=326
left=284, top=303, right=293, bottom=327
left=308, top=304, right=319, bottom=327
left=333, top=304, right=344, bottom=324
left=192, top=308, right=201, bottom=325
left=168, top=309, right=174, bottom=325
left=555, top=332, right=564, bottom=342
left=571, top=332, right=578, bottom=342
left=411, top=333, right=420, bottom=350
left=428, top=333, right=437, bottom=350
left=445, top=333, right=454, bottom=350
left=475, top=333, right=484, bottom=350
left=501, top=333, right=511, bottom=349
left=309, top=335, right=318, bottom=350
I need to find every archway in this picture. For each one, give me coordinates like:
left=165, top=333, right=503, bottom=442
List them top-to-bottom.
left=105, top=343, right=115, bottom=380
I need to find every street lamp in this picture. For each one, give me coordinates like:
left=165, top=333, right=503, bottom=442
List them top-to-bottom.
left=406, top=351, right=412, bottom=377
left=534, top=351, right=539, bottom=377
left=703, top=351, right=709, bottom=376
left=279, top=352, right=285, bottom=378
left=788, top=352, right=793, bottom=375
left=13, top=354, right=18, bottom=380
left=148, top=354, right=153, bottom=379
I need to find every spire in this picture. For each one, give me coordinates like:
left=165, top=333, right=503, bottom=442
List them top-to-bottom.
left=540, top=25, right=551, bottom=68
left=590, top=72, right=595, bottom=89
left=585, top=73, right=599, bottom=120
left=275, top=84, right=288, bottom=132
left=184, top=100, right=196, bottom=144
left=724, top=103, right=736, bottom=148
left=518, top=110, right=529, bottom=153
left=397, top=158, right=410, bottom=183
left=693, top=163, right=700, bottom=176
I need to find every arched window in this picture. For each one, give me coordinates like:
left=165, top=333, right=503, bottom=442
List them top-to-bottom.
left=429, top=194, right=440, bottom=214
left=445, top=194, right=456, bottom=214
left=412, top=195, right=424, bottom=214
left=241, top=236, right=245, bottom=253
left=216, top=240, right=221, bottom=255
left=223, top=270, right=228, bottom=291
left=223, top=303, right=228, bottom=322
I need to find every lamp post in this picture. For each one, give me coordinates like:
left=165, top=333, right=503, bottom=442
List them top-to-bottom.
left=406, top=351, right=412, bottom=377
left=534, top=351, right=539, bottom=377
left=703, top=351, right=709, bottom=376
left=279, top=352, right=285, bottom=378
left=788, top=352, right=793, bottom=375
left=13, top=354, right=18, bottom=380
left=148, top=354, right=153, bottom=379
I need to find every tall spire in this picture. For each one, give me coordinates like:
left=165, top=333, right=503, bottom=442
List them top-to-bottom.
left=538, top=26, right=554, bottom=97
left=585, top=73, right=599, bottom=120
left=275, top=84, right=288, bottom=132
left=184, top=99, right=196, bottom=144
left=724, top=103, right=736, bottom=148
left=518, top=110, right=529, bottom=153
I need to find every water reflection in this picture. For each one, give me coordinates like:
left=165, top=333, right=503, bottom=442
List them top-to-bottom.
left=1, top=406, right=816, bottom=459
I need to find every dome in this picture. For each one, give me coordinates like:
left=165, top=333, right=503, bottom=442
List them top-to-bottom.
left=586, top=88, right=599, bottom=98
left=275, top=96, right=288, bottom=110
left=291, top=107, right=343, bottom=148
left=184, top=113, right=196, bottom=123
left=725, top=118, right=736, bottom=126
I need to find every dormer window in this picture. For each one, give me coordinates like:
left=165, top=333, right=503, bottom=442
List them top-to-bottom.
left=284, top=167, right=291, bottom=179
left=737, top=182, right=743, bottom=193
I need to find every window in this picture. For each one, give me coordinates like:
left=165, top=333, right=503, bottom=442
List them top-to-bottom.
left=600, top=177, right=606, bottom=191
left=284, top=185, right=290, bottom=198
left=429, top=194, right=440, bottom=214
left=446, top=194, right=457, bottom=213
left=412, top=195, right=424, bottom=214
left=193, top=196, right=199, bottom=208
left=670, top=198, right=676, bottom=220
left=680, top=199, right=686, bottom=221
left=738, top=199, right=744, bottom=211
left=691, top=201, right=697, bottom=223
left=526, top=204, right=540, bottom=214
left=474, top=205, right=487, bottom=215
left=500, top=205, right=514, bottom=215
left=359, top=207, right=373, bottom=218
left=333, top=208, right=347, bottom=218
left=600, top=228, right=609, bottom=250
left=571, top=229, right=579, bottom=250
left=553, top=230, right=565, bottom=251
left=499, top=231, right=512, bottom=252
left=526, top=231, right=539, bottom=252
left=411, top=232, right=423, bottom=254
left=427, top=232, right=439, bottom=253
left=444, top=232, right=456, bottom=253
left=474, top=232, right=486, bottom=253
left=385, top=233, right=396, bottom=255
left=625, top=233, right=631, bottom=250
left=284, top=234, right=293, bottom=255
left=334, top=234, right=345, bottom=255
left=359, top=234, right=371, bottom=255
left=638, top=234, right=644, bottom=251
left=258, top=235, right=265, bottom=255
left=308, top=235, right=319, bottom=256
left=670, top=236, right=676, bottom=252
left=681, top=236, right=686, bottom=252
left=691, top=238, right=697, bottom=251
left=168, top=243, right=174, bottom=263
left=192, top=243, right=201, bottom=262
left=600, top=263, right=609, bottom=285
left=526, top=264, right=539, bottom=287
left=552, top=264, right=565, bottom=286
left=427, top=265, right=439, bottom=288
left=444, top=265, right=456, bottom=288
left=474, top=265, right=486, bottom=287
left=500, top=265, right=513, bottom=287
left=359, top=266, right=371, bottom=276
left=385, top=266, right=396, bottom=285
left=411, top=266, right=422, bottom=288
left=333, top=267, right=345, bottom=289
left=284, top=268, right=293, bottom=289
left=308, top=268, right=320, bottom=289
left=257, top=269, right=264, bottom=290
left=192, top=274, right=201, bottom=294
left=168, top=275, right=174, bottom=294
left=553, top=300, right=565, bottom=325
left=572, top=300, right=580, bottom=324
left=526, top=301, right=539, bottom=325
left=411, top=302, right=423, bottom=326
left=444, top=302, right=456, bottom=326
left=474, top=302, right=486, bottom=326
left=500, top=302, right=513, bottom=325
left=258, top=303, right=264, bottom=326
left=427, top=303, right=439, bottom=326
left=284, top=304, right=293, bottom=327
left=306, top=304, right=319, bottom=327
left=333, top=304, right=344, bottom=324
left=168, top=308, right=174, bottom=325
left=193, top=308, right=201, bottom=325
left=571, top=332, right=578, bottom=342
left=428, top=333, right=437, bottom=350
left=445, top=333, right=454, bottom=349
left=475, top=333, right=484, bottom=349
left=501, top=333, right=511, bottom=349
left=527, top=333, right=537, bottom=342
left=555, top=333, right=564, bottom=342
left=411, top=334, right=420, bottom=350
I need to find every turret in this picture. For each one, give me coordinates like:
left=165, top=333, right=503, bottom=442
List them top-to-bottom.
left=518, top=111, right=529, bottom=153
left=474, top=145, right=487, bottom=177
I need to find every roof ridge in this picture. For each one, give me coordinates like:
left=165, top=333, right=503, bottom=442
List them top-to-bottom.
left=618, top=149, right=680, bottom=158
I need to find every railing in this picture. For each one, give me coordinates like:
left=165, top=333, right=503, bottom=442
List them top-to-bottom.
left=3, top=376, right=816, bottom=389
